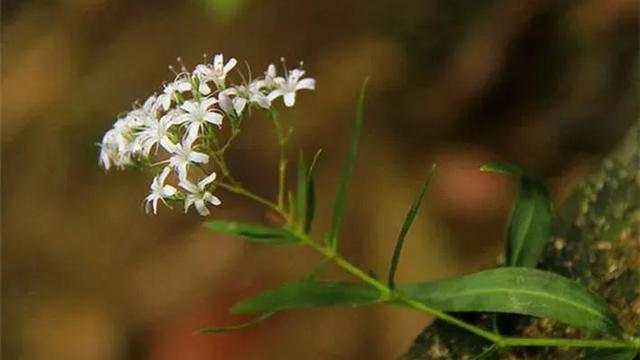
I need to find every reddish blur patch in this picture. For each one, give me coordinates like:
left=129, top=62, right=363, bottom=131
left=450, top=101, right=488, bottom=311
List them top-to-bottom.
left=428, top=145, right=515, bottom=268
left=431, top=146, right=513, bottom=220
left=148, top=292, right=273, bottom=360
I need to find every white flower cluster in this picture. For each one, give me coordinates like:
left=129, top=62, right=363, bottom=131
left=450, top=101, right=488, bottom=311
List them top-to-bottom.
left=99, top=53, right=315, bottom=216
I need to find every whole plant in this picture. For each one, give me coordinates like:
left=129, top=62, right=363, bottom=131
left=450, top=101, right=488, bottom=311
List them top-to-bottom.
left=99, top=52, right=640, bottom=358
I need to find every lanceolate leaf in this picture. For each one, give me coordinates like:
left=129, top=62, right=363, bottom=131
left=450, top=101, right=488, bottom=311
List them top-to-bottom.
left=326, top=79, right=368, bottom=250
left=305, top=149, right=323, bottom=233
left=481, top=161, right=553, bottom=268
left=387, top=164, right=436, bottom=289
left=507, top=177, right=553, bottom=267
left=205, top=220, right=298, bottom=244
left=398, top=267, right=622, bottom=336
left=232, top=280, right=381, bottom=314
left=194, top=312, right=275, bottom=334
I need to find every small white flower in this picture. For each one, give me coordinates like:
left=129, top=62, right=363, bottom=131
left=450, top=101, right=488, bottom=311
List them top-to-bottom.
left=194, top=53, right=237, bottom=95
left=255, top=64, right=277, bottom=90
left=268, top=69, right=315, bottom=107
left=157, top=74, right=192, bottom=111
left=225, top=81, right=271, bottom=115
left=217, top=90, right=238, bottom=117
left=129, top=94, right=160, bottom=123
left=175, top=97, right=223, bottom=139
left=137, top=111, right=178, bottom=156
left=100, top=113, right=140, bottom=168
left=98, top=130, right=120, bottom=170
left=164, top=133, right=210, bottom=179
left=144, top=167, right=177, bottom=214
left=179, top=172, right=221, bottom=216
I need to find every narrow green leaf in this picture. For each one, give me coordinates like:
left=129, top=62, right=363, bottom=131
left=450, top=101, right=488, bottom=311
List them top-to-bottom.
left=326, top=79, right=369, bottom=250
left=305, top=149, right=323, bottom=233
left=295, top=152, right=307, bottom=225
left=480, top=161, right=524, bottom=176
left=480, top=161, right=553, bottom=268
left=387, top=164, right=436, bottom=289
left=507, top=177, right=553, bottom=267
left=205, top=220, right=298, bottom=244
left=398, top=267, right=622, bottom=336
left=232, top=280, right=381, bottom=314
left=193, top=312, right=275, bottom=334
left=582, top=349, right=638, bottom=360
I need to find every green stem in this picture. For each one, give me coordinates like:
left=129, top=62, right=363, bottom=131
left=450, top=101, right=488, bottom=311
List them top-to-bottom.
left=270, top=111, right=287, bottom=209
left=217, top=128, right=240, bottom=154
left=209, top=134, right=236, bottom=183
left=215, top=182, right=283, bottom=217
left=216, top=184, right=640, bottom=351
left=291, top=231, right=640, bottom=351
left=298, top=232, right=499, bottom=343
left=500, top=337, right=640, bottom=349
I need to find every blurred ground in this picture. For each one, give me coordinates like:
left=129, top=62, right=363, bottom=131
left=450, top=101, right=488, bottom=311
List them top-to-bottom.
left=1, top=0, right=637, bottom=359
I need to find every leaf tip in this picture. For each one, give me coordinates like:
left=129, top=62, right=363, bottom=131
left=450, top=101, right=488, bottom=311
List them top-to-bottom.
left=480, top=161, right=524, bottom=177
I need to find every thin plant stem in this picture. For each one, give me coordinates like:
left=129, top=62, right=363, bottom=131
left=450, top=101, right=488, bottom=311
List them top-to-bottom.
left=269, top=110, right=288, bottom=209
left=217, top=128, right=240, bottom=154
left=208, top=133, right=236, bottom=184
left=215, top=182, right=283, bottom=217
left=215, top=183, right=640, bottom=351
left=293, top=231, right=640, bottom=351
left=297, top=232, right=500, bottom=343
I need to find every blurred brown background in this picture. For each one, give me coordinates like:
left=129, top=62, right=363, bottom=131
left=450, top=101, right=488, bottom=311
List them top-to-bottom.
left=2, top=0, right=638, bottom=359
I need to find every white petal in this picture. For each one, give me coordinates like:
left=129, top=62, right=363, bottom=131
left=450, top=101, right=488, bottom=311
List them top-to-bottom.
left=213, top=54, right=223, bottom=69
left=223, top=58, right=237, bottom=74
left=194, top=64, right=209, bottom=77
left=267, top=64, right=276, bottom=77
left=291, top=69, right=305, bottom=77
left=296, top=78, right=316, bottom=91
left=175, top=80, right=192, bottom=93
left=199, top=82, right=212, bottom=95
left=267, top=89, right=285, bottom=101
left=218, top=92, right=234, bottom=114
left=283, top=92, right=296, bottom=107
left=252, top=94, right=271, bottom=109
left=143, top=95, right=157, bottom=111
left=162, top=95, right=171, bottom=111
left=201, top=97, right=218, bottom=109
left=233, top=97, right=247, bottom=115
left=181, top=101, right=198, bottom=113
left=204, top=112, right=223, bottom=126
left=173, top=113, right=190, bottom=125
left=186, top=124, right=200, bottom=142
left=161, top=139, right=178, bottom=153
left=99, top=149, right=112, bottom=170
left=189, top=151, right=209, bottom=164
left=176, top=163, right=189, bottom=180
left=158, top=166, right=172, bottom=184
left=198, top=172, right=217, bottom=188
left=179, top=179, right=199, bottom=194
left=162, top=185, right=177, bottom=197
left=205, top=193, right=222, bottom=206
left=184, top=195, right=196, bottom=213
left=152, top=197, right=159, bottom=214
left=144, top=198, right=153, bottom=214
left=194, top=200, right=210, bottom=216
